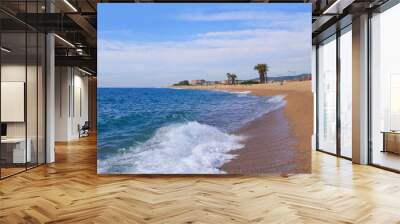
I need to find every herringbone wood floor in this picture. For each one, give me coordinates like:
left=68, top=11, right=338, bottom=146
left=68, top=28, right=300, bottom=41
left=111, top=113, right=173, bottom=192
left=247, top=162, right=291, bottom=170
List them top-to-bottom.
left=1, top=135, right=400, bottom=224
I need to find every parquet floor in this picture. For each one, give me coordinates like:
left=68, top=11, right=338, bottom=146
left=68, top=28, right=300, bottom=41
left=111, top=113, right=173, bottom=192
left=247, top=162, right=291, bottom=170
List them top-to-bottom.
left=1, top=135, right=400, bottom=223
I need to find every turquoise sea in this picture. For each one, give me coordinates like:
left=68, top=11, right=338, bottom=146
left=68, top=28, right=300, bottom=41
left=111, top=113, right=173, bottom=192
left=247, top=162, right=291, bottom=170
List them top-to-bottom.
left=97, top=88, right=285, bottom=174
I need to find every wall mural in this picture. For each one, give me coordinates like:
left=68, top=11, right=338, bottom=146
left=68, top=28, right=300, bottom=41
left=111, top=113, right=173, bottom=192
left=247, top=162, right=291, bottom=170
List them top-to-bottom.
left=97, top=3, right=312, bottom=174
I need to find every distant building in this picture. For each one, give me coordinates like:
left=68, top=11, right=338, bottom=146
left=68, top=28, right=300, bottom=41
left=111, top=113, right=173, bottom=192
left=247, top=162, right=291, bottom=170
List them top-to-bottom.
left=190, top=79, right=206, bottom=85
left=205, top=81, right=219, bottom=85
left=208, top=81, right=222, bottom=85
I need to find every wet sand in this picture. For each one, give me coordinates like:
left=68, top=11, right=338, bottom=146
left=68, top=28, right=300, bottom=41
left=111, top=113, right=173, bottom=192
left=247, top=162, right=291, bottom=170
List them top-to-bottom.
left=177, top=81, right=313, bottom=174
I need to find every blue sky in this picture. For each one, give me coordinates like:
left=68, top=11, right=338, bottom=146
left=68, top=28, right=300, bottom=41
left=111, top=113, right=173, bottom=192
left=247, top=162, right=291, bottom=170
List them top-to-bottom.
left=98, top=3, right=311, bottom=87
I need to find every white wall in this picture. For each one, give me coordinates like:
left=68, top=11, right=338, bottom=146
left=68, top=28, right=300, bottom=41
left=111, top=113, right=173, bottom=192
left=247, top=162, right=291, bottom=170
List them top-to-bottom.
left=1, top=63, right=46, bottom=164
left=1, top=64, right=38, bottom=138
left=1, top=65, right=26, bottom=133
left=1, top=65, right=26, bottom=143
left=55, top=66, right=70, bottom=141
left=55, top=67, right=89, bottom=141
left=71, top=72, right=89, bottom=138
left=1, top=82, right=25, bottom=122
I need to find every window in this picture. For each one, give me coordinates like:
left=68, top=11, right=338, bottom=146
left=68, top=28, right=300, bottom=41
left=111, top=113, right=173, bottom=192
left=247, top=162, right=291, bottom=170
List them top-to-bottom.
left=370, top=2, right=400, bottom=171
left=339, top=27, right=352, bottom=158
left=317, top=35, right=337, bottom=154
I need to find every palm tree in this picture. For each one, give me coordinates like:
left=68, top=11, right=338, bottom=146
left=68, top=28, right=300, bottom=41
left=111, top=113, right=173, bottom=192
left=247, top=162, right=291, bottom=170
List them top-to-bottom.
left=254, top=64, right=269, bottom=83
left=226, top=73, right=238, bottom=85
left=226, top=73, right=232, bottom=85
left=231, top=73, right=237, bottom=85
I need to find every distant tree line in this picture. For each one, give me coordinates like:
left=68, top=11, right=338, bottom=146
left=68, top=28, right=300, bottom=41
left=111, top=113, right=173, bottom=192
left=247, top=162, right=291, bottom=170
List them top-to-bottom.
left=173, top=63, right=271, bottom=86
left=172, top=80, right=190, bottom=86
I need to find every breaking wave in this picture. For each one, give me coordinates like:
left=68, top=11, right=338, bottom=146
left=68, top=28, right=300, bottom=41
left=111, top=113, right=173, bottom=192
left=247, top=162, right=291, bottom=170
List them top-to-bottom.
left=98, top=121, right=245, bottom=174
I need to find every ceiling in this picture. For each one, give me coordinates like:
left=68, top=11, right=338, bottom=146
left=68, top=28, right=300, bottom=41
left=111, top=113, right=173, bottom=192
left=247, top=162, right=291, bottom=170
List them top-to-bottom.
left=0, top=0, right=393, bottom=74
left=0, top=0, right=98, bottom=74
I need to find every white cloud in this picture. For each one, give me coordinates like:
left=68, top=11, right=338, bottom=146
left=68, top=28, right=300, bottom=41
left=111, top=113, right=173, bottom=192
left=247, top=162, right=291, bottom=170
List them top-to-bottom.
left=98, top=8, right=311, bottom=87
left=177, top=10, right=307, bottom=22
left=179, top=10, right=310, bottom=31
left=98, top=27, right=311, bottom=87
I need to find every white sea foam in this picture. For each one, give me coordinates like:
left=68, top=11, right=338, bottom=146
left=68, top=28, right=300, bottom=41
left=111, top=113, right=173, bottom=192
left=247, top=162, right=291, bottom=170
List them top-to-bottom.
left=210, top=89, right=251, bottom=96
left=235, top=90, right=251, bottom=94
left=233, top=91, right=252, bottom=97
left=98, top=94, right=286, bottom=174
left=266, top=95, right=286, bottom=107
left=98, top=121, right=244, bottom=174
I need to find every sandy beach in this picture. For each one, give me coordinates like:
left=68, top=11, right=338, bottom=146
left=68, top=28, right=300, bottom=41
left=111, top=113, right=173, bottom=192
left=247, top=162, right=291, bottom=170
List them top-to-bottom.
left=176, top=81, right=313, bottom=174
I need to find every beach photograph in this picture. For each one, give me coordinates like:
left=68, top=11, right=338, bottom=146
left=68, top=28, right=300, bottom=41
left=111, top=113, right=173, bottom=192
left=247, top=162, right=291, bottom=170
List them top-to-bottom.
left=97, top=3, right=312, bottom=174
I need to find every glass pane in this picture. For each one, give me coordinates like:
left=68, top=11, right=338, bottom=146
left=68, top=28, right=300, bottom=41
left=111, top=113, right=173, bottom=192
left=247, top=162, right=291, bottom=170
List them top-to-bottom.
left=26, top=0, right=38, bottom=169
left=0, top=1, right=46, bottom=178
left=371, top=4, right=400, bottom=171
left=340, top=28, right=352, bottom=158
left=1, top=31, right=27, bottom=177
left=27, top=31, right=38, bottom=169
left=38, top=33, right=45, bottom=165
left=317, top=36, right=337, bottom=154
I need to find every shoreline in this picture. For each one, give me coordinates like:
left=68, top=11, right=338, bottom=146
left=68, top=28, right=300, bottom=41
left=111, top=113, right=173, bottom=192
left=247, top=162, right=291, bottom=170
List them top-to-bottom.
left=176, top=81, right=312, bottom=174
